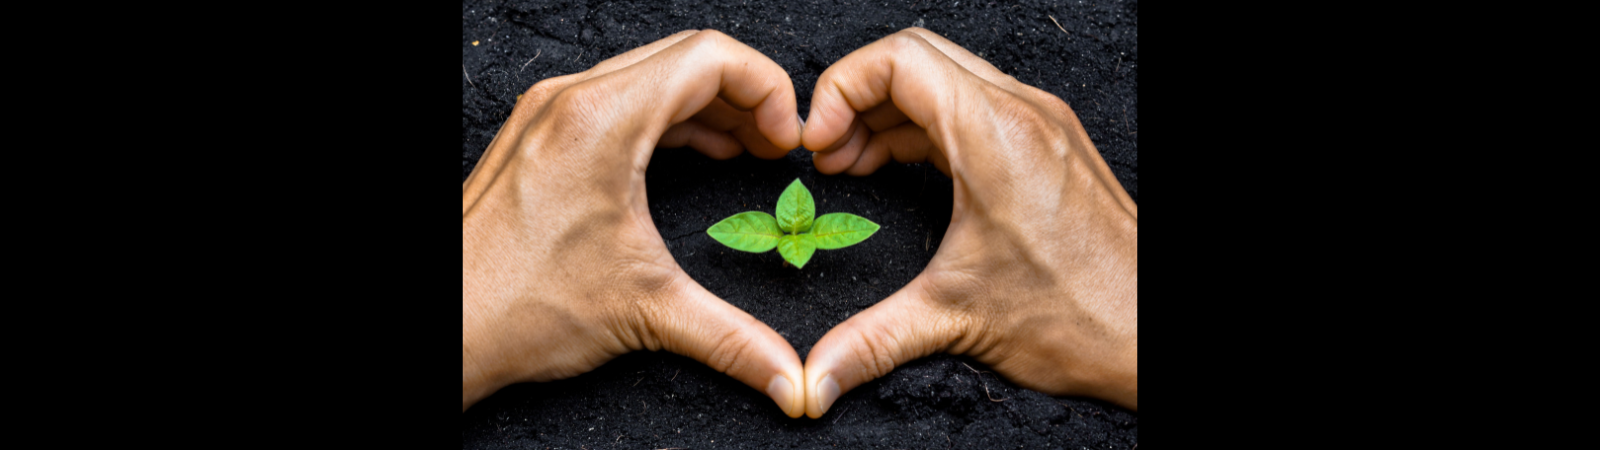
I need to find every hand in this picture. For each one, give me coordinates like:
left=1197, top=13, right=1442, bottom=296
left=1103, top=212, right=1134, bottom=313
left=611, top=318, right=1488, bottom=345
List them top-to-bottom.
left=797, top=28, right=1139, bottom=417
left=462, top=30, right=809, bottom=417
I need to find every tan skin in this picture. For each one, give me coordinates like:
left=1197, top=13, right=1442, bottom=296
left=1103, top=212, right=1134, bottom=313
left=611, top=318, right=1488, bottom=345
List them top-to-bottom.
left=463, top=28, right=1136, bottom=418
left=797, top=28, right=1137, bottom=416
left=463, top=30, right=808, bottom=416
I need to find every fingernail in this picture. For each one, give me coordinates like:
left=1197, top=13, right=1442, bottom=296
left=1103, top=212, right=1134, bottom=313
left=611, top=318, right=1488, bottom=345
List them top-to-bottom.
left=797, top=113, right=807, bottom=132
left=817, top=374, right=840, bottom=414
left=767, top=376, right=796, bottom=413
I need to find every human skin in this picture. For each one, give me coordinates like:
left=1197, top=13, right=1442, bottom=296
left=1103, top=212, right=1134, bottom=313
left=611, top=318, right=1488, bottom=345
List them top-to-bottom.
left=462, top=27, right=1137, bottom=418
left=797, top=28, right=1138, bottom=417
left=462, top=30, right=809, bottom=416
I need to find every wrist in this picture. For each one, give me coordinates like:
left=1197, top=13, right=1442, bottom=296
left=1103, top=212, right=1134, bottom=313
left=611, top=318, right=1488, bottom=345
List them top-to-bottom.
left=462, top=294, right=515, bottom=410
left=463, top=329, right=511, bottom=410
left=1095, top=346, right=1138, bottom=410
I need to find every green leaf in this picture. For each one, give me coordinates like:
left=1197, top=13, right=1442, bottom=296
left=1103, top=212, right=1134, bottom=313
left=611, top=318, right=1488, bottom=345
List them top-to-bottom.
left=775, top=178, right=815, bottom=233
left=706, top=211, right=783, bottom=253
left=809, top=213, right=880, bottom=250
left=777, top=234, right=817, bottom=269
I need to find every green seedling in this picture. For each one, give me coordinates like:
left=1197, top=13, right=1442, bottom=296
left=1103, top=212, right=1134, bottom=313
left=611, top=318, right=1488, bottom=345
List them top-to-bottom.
left=707, top=179, right=880, bottom=269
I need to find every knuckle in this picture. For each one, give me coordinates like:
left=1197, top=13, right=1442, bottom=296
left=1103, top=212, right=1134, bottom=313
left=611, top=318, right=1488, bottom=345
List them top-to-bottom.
left=690, top=28, right=731, bottom=48
left=696, top=28, right=728, bottom=39
left=667, top=29, right=732, bottom=63
left=884, top=30, right=925, bottom=53
left=887, top=32, right=943, bottom=64
left=521, top=74, right=576, bottom=107
left=999, top=74, right=1024, bottom=90
left=549, top=79, right=596, bottom=105
left=545, top=80, right=611, bottom=121
left=1026, top=85, right=1073, bottom=114
left=994, top=91, right=1059, bottom=132
left=850, top=323, right=901, bottom=379
left=703, top=325, right=755, bottom=373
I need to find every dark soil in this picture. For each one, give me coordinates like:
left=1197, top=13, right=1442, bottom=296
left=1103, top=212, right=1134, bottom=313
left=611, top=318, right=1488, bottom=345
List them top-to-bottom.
left=462, top=1, right=1137, bottom=448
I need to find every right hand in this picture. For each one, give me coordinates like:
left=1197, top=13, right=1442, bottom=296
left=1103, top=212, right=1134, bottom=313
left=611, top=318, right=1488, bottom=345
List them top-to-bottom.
left=798, top=28, right=1139, bottom=418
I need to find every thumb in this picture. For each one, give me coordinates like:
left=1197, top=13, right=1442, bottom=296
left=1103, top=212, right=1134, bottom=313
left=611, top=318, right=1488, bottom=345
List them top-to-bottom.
left=645, top=279, right=807, bottom=418
left=801, top=280, right=967, bottom=418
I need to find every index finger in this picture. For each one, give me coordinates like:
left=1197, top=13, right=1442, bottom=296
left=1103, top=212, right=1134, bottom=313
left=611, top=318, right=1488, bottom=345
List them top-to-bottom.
left=800, top=28, right=972, bottom=153
left=899, top=28, right=1016, bottom=88
left=584, top=30, right=802, bottom=152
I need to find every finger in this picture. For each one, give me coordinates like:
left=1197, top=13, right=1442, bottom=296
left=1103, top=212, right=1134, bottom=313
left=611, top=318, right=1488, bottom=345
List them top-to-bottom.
left=899, top=28, right=1016, bottom=88
left=901, top=28, right=1073, bottom=132
left=801, top=29, right=963, bottom=156
left=513, top=30, right=700, bottom=121
left=581, top=30, right=702, bottom=79
left=590, top=30, right=801, bottom=151
left=478, top=31, right=713, bottom=192
left=476, top=32, right=702, bottom=192
left=899, top=34, right=1075, bottom=138
left=1020, top=84, right=1087, bottom=130
left=687, top=96, right=748, bottom=130
left=692, top=98, right=790, bottom=160
left=858, top=101, right=910, bottom=132
left=811, top=120, right=870, bottom=175
left=659, top=121, right=744, bottom=160
left=730, top=121, right=789, bottom=159
left=845, top=122, right=932, bottom=176
left=926, top=142, right=952, bottom=177
left=643, top=279, right=807, bottom=418
left=802, top=281, right=966, bottom=418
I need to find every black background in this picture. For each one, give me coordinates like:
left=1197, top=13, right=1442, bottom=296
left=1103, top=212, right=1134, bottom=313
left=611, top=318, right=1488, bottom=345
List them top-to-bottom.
left=234, top=0, right=1359, bottom=447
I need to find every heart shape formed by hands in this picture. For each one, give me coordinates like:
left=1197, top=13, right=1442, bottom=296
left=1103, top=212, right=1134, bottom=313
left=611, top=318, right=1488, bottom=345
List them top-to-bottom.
left=462, top=28, right=1136, bottom=418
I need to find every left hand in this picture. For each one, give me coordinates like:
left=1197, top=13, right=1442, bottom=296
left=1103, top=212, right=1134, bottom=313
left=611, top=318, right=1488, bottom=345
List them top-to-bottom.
left=462, top=30, right=808, bottom=417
